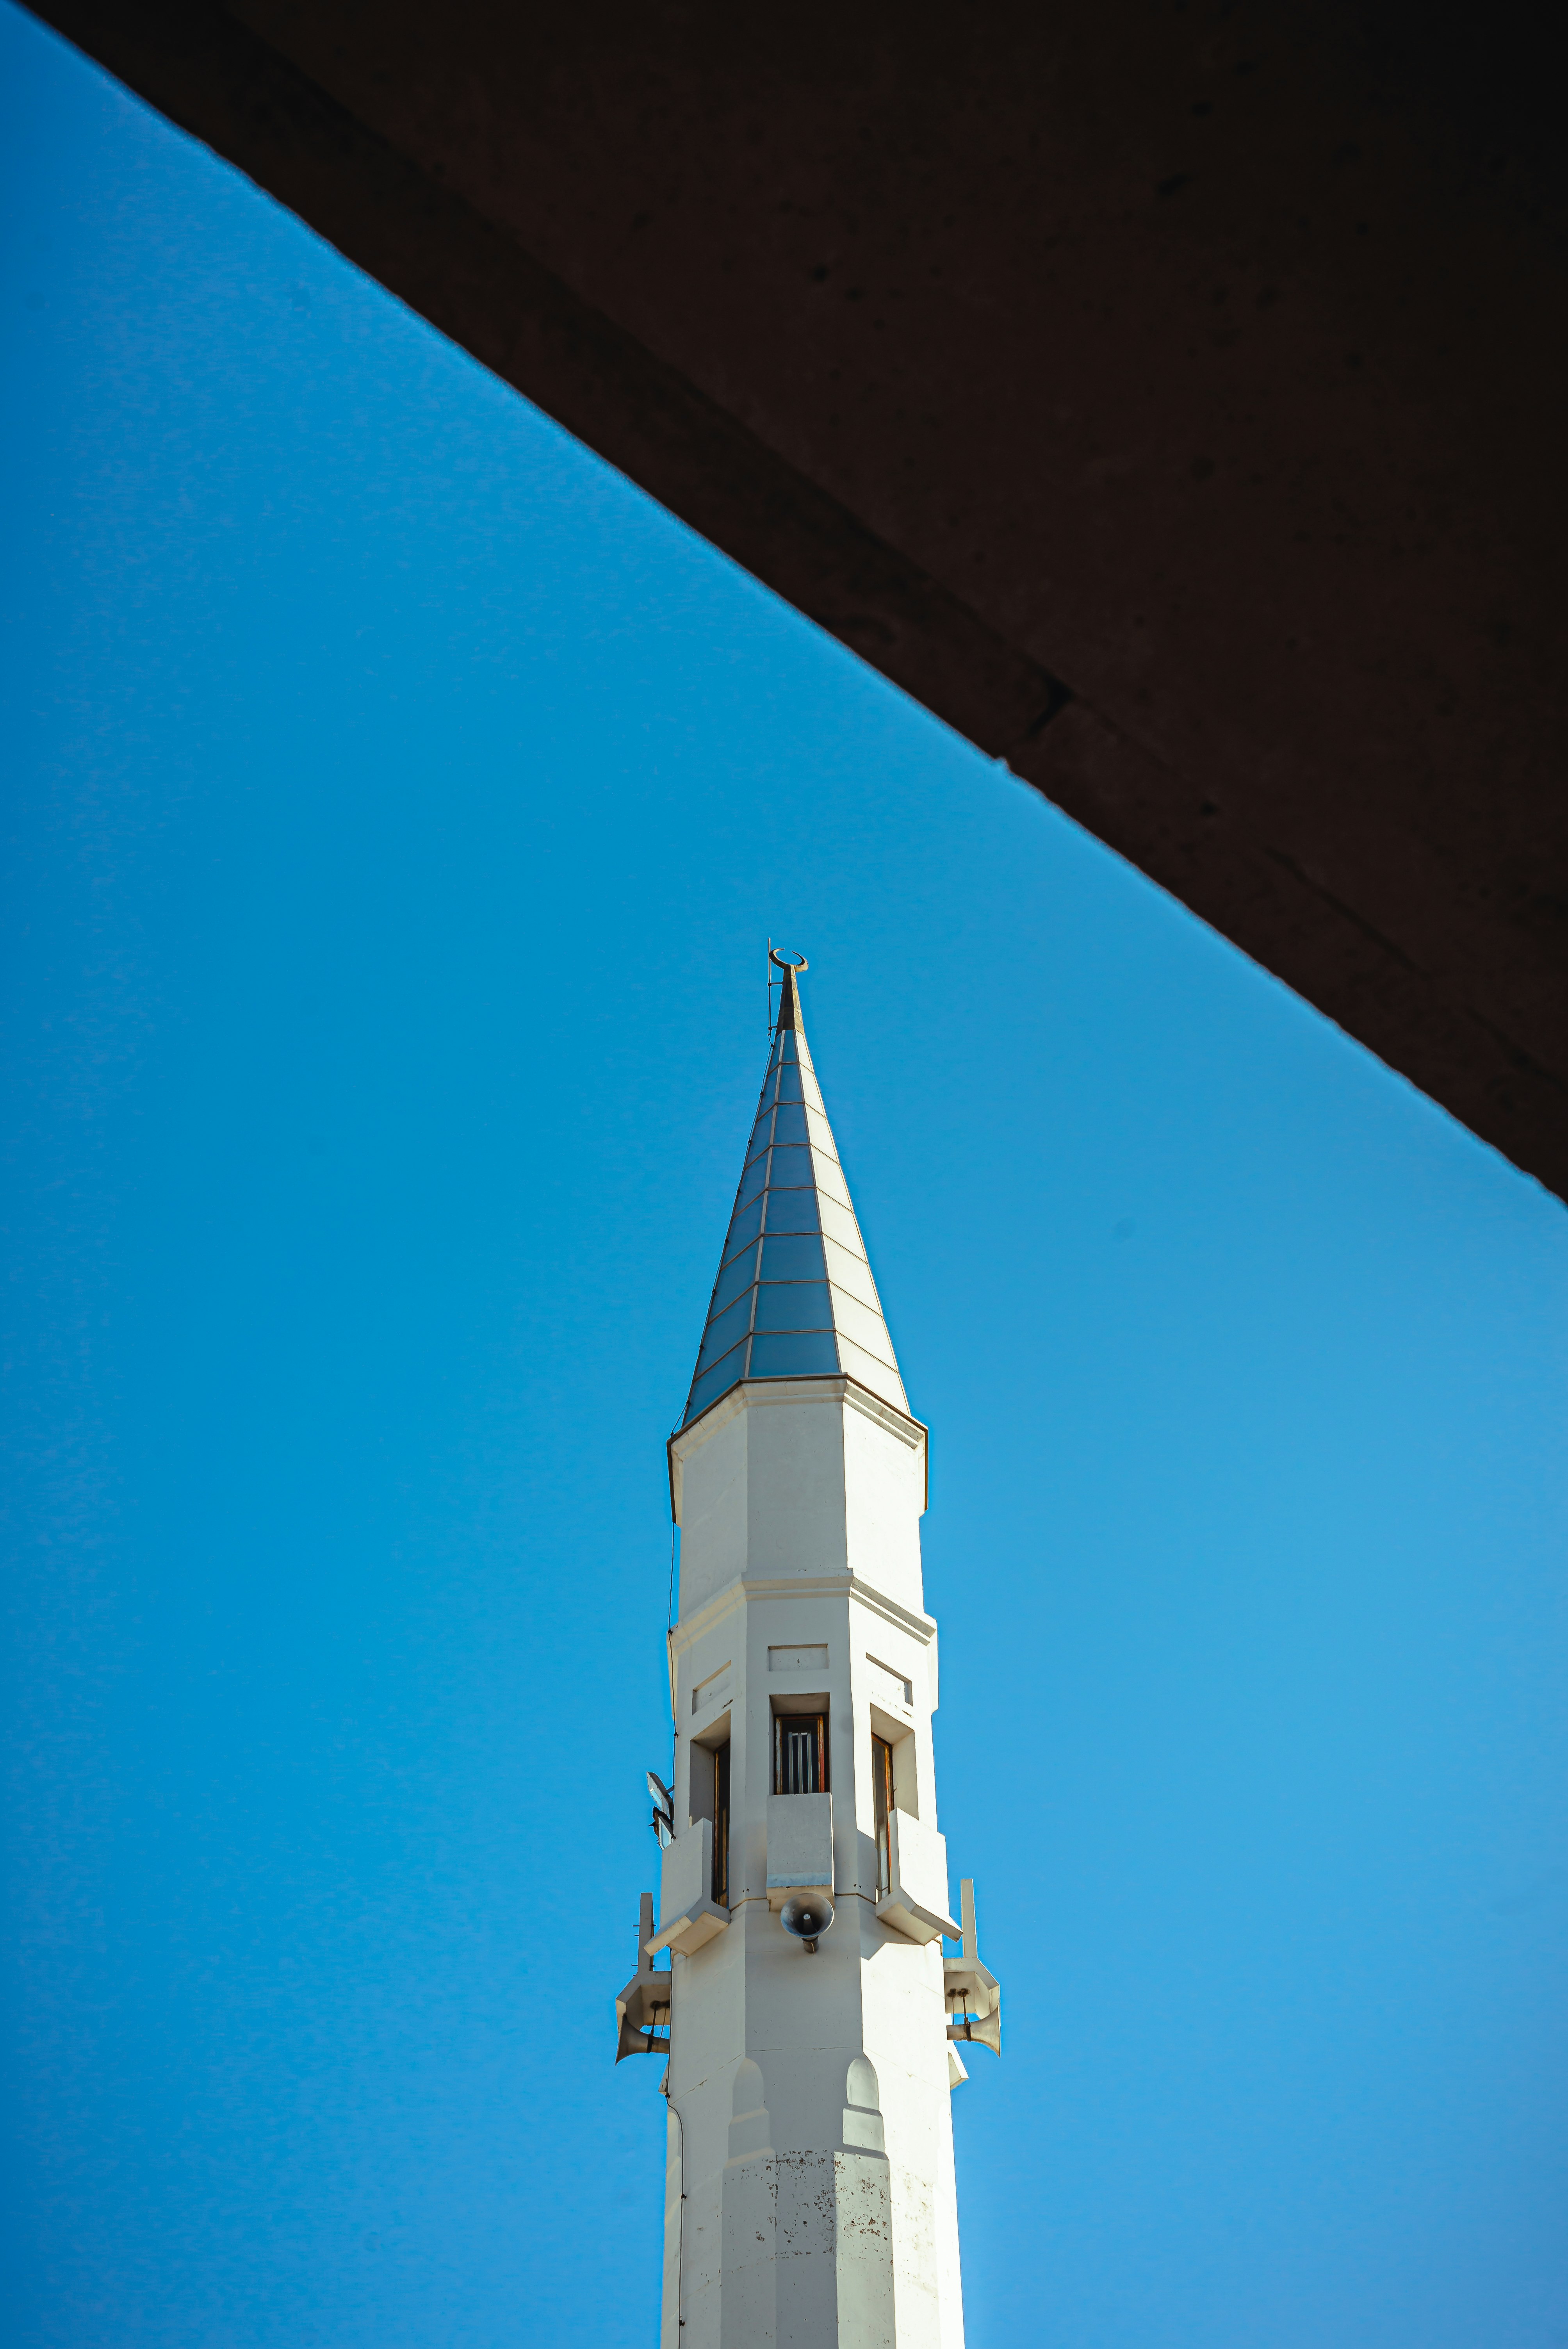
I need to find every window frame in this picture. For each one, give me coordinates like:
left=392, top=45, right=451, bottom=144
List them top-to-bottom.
left=773, top=1711, right=829, bottom=1796
left=871, top=1732, right=894, bottom=1894
left=712, top=1738, right=731, bottom=1907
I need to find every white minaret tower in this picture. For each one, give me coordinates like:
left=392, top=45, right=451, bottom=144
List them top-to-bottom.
left=617, top=953, right=1000, bottom=2347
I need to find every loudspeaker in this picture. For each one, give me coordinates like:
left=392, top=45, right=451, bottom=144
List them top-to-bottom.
left=779, top=1890, right=835, bottom=1953
left=947, top=1997, right=1001, bottom=2056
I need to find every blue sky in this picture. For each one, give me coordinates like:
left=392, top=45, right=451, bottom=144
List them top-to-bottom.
left=3, top=8, right=1566, bottom=2344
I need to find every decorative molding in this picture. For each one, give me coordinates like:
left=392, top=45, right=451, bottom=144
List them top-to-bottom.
left=670, top=1570, right=937, bottom=1665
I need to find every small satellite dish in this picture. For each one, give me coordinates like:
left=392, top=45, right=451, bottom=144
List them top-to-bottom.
left=779, top=1891, right=834, bottom=1954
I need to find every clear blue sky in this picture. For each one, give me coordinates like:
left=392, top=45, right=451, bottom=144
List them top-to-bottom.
left=3, top=9, right=1566, bottom=2345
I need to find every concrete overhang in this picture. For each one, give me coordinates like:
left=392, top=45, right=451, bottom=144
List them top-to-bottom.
left=29, top=0, right=1568, bottom=1196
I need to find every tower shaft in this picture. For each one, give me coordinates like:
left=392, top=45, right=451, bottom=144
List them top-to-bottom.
left=661, top=1379, right=963, bottom=2347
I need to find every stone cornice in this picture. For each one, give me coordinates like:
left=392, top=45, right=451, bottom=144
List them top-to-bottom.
left=670, top=1570, right=937, bottom=1660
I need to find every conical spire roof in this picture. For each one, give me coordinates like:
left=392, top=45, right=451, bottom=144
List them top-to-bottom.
left=680, top=963, right=909, bottom=1429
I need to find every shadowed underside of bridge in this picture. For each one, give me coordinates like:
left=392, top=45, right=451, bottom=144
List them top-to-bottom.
left=30, top=0, right=1568, bottom=1195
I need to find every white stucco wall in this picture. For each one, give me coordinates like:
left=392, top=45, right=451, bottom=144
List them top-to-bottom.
left=661, top=1380, right=966, bottom=2347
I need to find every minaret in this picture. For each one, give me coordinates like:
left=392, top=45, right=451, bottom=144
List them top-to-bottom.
left=617, top=954, right=1000, bottom=2348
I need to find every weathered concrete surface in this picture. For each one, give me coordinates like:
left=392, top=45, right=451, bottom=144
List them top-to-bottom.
left=29, top=0, right=1568, bottom=1192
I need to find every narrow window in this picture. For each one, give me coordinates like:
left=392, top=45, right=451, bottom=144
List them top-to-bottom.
left=774, top=1712, right=828, bottom=1795
left=872, top=1733, right=894, bottom=1893
left=712, top=1740, right=731, bottom=1906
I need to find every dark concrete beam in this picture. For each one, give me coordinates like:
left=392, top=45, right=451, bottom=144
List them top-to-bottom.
left=28, top=0, right=1568, bottom=1194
